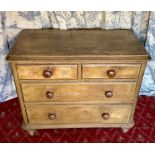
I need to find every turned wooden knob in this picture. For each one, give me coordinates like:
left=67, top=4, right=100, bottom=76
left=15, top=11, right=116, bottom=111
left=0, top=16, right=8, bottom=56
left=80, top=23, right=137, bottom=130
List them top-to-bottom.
left=43, top=67, right=52, bottom=78
left=107, top=70, right=116, bottom=78
left=46, top=91, right=54, bottom=98
left=105, top=91, right=113, bottom=98
left=48, top=113, right=56, bottom=120
left=102, top=113, right=110, bottom=120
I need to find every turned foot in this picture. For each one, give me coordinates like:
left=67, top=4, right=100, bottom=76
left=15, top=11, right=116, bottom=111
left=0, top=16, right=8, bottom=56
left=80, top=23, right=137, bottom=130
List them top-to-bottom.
left=27, top=130, right=36, bottom=136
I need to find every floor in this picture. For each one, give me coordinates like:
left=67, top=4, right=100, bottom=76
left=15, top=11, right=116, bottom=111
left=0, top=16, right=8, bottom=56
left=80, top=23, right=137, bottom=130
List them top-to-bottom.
left=0, top=96, right=155, bottom=143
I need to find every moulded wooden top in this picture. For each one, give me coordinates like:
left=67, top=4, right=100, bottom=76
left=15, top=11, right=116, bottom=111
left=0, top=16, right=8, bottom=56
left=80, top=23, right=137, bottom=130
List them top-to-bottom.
left=7, top=29, right=150, bottom=61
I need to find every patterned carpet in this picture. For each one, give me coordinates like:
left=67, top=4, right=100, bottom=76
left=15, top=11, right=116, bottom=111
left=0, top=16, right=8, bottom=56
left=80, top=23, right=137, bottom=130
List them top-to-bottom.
left=0, top=96, right=155, bottom=143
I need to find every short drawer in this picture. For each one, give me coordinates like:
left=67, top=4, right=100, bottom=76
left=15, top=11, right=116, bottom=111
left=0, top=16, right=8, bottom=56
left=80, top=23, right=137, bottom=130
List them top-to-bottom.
left=17, top=64, right=77, bottom=80
left=82, top=64, right=140, bottom=79
left=21, top=82, right=136, bottom=103
left=26, top=104, right=131, bottom=124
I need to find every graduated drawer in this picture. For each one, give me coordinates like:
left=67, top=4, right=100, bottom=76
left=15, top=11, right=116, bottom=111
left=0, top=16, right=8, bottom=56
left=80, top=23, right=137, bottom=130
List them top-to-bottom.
left=17, top=64, right=77, bottom=80
left=82, top=64, right=141, bottom=79
left=21, top=82, right=136, bottom=103
left=26, top=104, right=131, bottom=124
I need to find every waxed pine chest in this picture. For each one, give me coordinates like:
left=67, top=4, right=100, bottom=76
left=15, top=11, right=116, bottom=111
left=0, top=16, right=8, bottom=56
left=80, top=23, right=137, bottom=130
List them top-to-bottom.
left=6, top=29, right=149, bottom=135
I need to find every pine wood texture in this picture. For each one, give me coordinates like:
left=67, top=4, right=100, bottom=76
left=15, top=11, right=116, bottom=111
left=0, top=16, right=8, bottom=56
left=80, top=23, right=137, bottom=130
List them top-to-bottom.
left=6, top=29, right=149, bottom=134
left=7, top=29, right=149, bottom=61
left=17, top=64, right=77, bottom=80
left=82, top=64, right=140, bottom=79
left=21, top=82, right=136, bottom=103
left=26, top=104, right=131, bottom=124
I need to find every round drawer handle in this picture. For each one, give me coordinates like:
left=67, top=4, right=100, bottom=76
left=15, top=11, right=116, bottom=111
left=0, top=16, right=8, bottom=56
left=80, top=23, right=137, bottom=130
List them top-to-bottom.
left=43, top=67, right=52, bottom=78
left=107, top=70, right=116, bottom=78
left=46, top=91, right=54, bottom=99
left=105, top=91, right=113, bottom=98
left=48, top=113, right=56, bottom=120
left=102, top=113, right=110, bottom=120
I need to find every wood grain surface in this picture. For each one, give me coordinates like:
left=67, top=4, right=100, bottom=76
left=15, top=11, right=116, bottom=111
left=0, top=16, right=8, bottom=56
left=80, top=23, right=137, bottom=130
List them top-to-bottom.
left=7, top=29, right=149, bottom=61
left=17, top=64, right=77, bottom=80
left=82, top=64, right=140, bottom=79
left=21, top=82, right=137, bottom=103
left=26, top=104, right=131, bottom=124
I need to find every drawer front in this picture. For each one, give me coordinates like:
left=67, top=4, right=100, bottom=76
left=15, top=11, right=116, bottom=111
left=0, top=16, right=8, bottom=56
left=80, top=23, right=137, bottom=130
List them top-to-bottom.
left=82, top=64, right=140, bottom=79
left=17, top=65, right=77, bottom=80
left=21, top=82, right=136, bottom=103
left=26, top=104, right=131, bottom=124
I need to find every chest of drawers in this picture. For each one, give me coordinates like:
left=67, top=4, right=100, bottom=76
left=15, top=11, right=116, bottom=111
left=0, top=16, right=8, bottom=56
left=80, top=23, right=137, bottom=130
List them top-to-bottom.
left=6, top=29, right=149, bottom=135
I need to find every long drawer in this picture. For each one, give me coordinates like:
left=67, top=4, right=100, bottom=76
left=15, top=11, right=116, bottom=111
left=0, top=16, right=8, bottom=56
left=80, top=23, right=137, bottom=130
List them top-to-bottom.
left=21, top=82, right=137, bottom=103
left=26, top=104, right=132, bottom=125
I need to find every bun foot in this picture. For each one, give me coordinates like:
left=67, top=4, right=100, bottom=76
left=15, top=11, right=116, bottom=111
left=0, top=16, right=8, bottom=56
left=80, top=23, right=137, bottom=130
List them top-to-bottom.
left=121, top=120, right=135, bottom=133
left=22, top=121, right=37, bottom=136
left=122, top=128, right=130, bottom=133
left=27, top=130, right=36, bottom=136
